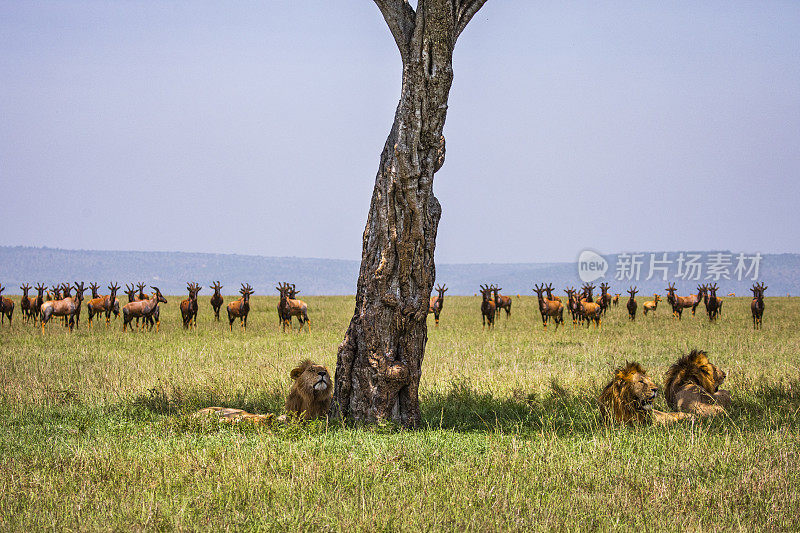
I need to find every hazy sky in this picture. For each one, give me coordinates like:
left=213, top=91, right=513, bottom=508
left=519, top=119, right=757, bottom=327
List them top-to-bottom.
left=2, top=1, right=799, bottom=263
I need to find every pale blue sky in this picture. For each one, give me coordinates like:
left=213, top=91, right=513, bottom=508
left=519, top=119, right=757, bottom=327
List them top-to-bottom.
left=2, top=1, right=798, bottom=263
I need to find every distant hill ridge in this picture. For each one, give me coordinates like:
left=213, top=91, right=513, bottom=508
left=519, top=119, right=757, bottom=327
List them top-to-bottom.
left=1, top=246, right=798, bottom=296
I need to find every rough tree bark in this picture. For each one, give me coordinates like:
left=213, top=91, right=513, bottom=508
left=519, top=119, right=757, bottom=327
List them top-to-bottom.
left=331, top=0, right=488, bottom=427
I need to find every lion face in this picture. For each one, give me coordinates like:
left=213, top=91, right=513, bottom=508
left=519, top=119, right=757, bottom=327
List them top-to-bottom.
left=286, top=359, right=333, bottom=420
left=291, top=361, right=331, bottom=395
left=599, top=362, right=661, bottom=424
left=628, top=370, right=659, bottom=411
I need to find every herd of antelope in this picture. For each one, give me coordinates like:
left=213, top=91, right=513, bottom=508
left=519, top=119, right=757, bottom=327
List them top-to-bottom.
left=0, top=279, right=774, bottom=332
left=0, top=281, right=311, bottom=334
left=469, top=281, right=771, bottom=330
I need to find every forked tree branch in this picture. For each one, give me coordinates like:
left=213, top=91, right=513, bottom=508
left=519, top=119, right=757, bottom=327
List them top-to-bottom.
left=374, top=0, right=417, bottom=58
left=455, top=0, right=488, bottom=39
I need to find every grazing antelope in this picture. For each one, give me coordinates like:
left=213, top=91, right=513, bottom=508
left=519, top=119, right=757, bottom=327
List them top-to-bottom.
left=210, top=281, right=224, bottom=321
left=40, top=282, right=85, bottom=332
left=180, top=282, right=202, bottom=329
left=277, top=282, right=310, bottom=332
left=750, top=282, right=766, bottom=329
left=104, top=283, right=120, bottom=324
left=228, top=283, right=253, bottom=331
left=428, top=283, right=448, bottom=326
left=533, top=283, right=564, bottom=329
left=705, top=283, right=722, bottom=322
left=0, top=284, right=15, bottom=325
left=19, top=284, right=32, bottom=323
left=479, top=284, right=496, bottom=329
left=122, top=286, right=167, bottom=332
left=492, top=286, right=513, bottom=320
left=626, top=287, right=638, bottom=321
left=612, top=293, right=620, bottom=307
left=643, top=294, right=661, bottom=316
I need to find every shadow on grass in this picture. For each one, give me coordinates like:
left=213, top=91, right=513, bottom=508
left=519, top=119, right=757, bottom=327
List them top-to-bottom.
left=122, top=377, right=800, bottom=436
left=420, top=380, right=601, bottom=436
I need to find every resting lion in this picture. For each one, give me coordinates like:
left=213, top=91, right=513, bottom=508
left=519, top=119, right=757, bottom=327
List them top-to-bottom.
left=664, top=349, right=730, bottom=417
left=193, top=359, right=332, bottom=424
left=599, top=362, right=692, bottom=426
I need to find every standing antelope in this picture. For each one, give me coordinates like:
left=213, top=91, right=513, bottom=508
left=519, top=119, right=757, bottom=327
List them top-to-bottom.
left=210, top=281, right=224, bottom=321
left=40, top=282, right=85, bottom=332
left=86, top=282, right=108, bottom=328
left=136, top=282, right=150, bottom=301
left=180, top=282, right=202, bottom=329
left=277, top=282, right=310, bottom=332
left=597, top=282, right=611, bottom=315
left=750, top=282, right=766, bottom=329
left=30, top=283, right=46, bottom=326
left=104, top=283, right=120, bottom=324
left=228, top=283, right=253, bottom=331
left=428, top=283, right=448, bottom=326
left=533, top=283, right=564, bottom=329
left=581, top=283, right=595, bottom=302
left=705, top=283, right=722, bottom=322
left=0, top=284, right=15, bottom=325
left=19, top=284, right=32, bottom=323
left=479, top=284, right=496, bottom=329
left=544, top=285, right=562, bottom=303
left=122, top=286, right=167, bottom=332
left=492, top=286, right=513, bottom=320
left=564, top=287, right=582, bottom=325
left=626, top=287, right=638, bottom=321
left=575, top=288, right=602, bottom=328
left=612, top=293, right=620, bottom=307
left=643, top=294, right=661, bottom=316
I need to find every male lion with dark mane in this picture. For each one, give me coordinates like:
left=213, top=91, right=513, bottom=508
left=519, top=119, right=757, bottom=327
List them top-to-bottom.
left=664, top=349, right=730, bottom=417
left=194, top=359, right=332, bottom=423
left=599, top=362, right=692, bottom=426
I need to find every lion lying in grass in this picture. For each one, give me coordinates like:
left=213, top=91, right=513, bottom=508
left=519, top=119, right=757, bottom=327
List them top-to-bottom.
left=664, top=349, right=730, bottom=417
left=194, top=359, right=332, bottom=424
left=599, top=362, right=693, bottom=426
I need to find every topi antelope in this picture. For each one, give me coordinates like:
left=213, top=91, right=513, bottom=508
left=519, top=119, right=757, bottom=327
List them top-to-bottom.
left=210, top=281, right=224, bottom=321
left=40, top=282, right=85, bottom=332
left=86, top=282, right=109, bottom=328
left=136, top=282, right=150, bottom=301
left=180, top=282, right=202, bottom=329
left=277, top=282, right=310, bottom=332
left=596, top=282, right=612, bottom=315
left=750, top=282, right=766, bottom=329
left=30, top=283, right=47, bottom=326
left=104, top=283, right=120, bottom=324
left=228, top=283, right=253, bottom=331
left=428, top=283, right=448, bottom=326
left=533, top=283, right=564, bottom=329
left=704, top=283, right=722, bottom=322
left=0, top=284, right=15, bottom=325
left=19, top=284, right=32, bottom=323
left=479, top=284, right=496, bottom=329
left=122, top=286, right=167, bottom=332
left=492, top=286, right=513, bottom=320
left=564, top=287, right=583, bottom=326
left=575, top=287, right=601, bottom=328
left=626, top=287, right=638, bottom=321
left=612, top=293, right=620, bottom=307
left=642, top=294, right=661, bottom=316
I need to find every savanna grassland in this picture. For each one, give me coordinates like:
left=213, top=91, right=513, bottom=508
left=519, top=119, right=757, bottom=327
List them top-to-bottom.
left=1, top=293, right=799, bottom=531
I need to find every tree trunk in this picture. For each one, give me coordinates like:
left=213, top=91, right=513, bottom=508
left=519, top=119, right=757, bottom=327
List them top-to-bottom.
left=331, top=0, right=487, bottom=428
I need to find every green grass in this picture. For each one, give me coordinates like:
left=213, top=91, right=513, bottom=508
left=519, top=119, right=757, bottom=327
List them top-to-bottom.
left=2, top=294, right=799, bottom=531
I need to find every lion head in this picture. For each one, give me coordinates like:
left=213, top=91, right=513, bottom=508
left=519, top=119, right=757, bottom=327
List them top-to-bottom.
left=664, top=349, right=726, bottom=410
left=285, top=359, right=332, bottom=420
left=599, top=362, right=660, bottom=425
